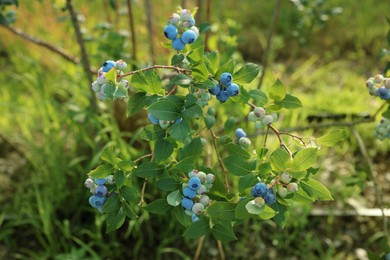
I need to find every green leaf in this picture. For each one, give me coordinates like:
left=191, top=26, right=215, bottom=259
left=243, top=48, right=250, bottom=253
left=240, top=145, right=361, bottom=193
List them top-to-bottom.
left=188, top=37, right=204, bottom=63
left=206, top=51, right=219, bottom=75
left=171, top=53, right=184, bottom=65
left=216, top=59, right=234, bottom=79
left=192, top=62, right=209, bottom=82
left=233, top=63, right=261, bottom=85
left=105, top=67, right=117, bottom=83
left=131, top=71, right=164, bottom=95
left=171, top=74, right=193, bottom=87
left=268, top=79, right=286, bottom=101
left=102, top=82, right=116, bottom=98
left=114, top=82, right=128, bottom=98
left=249, top=89, right=268, bottom=106
left=127, top=92, right=148, bottom=117
left=275, top=93, right=302, bottom=109
left=148, top=98, right=181, bottom=121
left=182, top=104, right=203, bottom=120
left=382, top=107, right=390, bottom=120
left=204, top=115, right=216, bottom=129
left=224, top=116, right=236, bottom=133
left=169, top=119, right=190, bottom=143
left=317, top=129, right=346, bottom=147
left=179, top=137, right=203, bottom=160
left=154, top=138, right=174, bottom=162
left=225, top=143, right=251, bottom=159
left=101, top=145, right=116, bottom=165
left=270, top=148, right=291, bottom=172
left=289, top=148, right=318, bottom=172
left=223, top=155, right=254, bottom=176
left=172, top=157, right=195, bottom=173
left=117, top=160, right=134, bottom=171
left=134, top=162, right=164, bottom=178
left=258, top=163, right=272, bottom=178
left=88, top=164, right=114, bottom=178
left=114, top=170, right=125, bottom=188
left=238, top=174, right=257, bottom=193
left=156, top=177, right=181, bottom=191
left=300, top=179, right=333, bottom=200
left=120, top=185, right=140, bottom=202
left=292, top=188, right=315, bottom=203
left=167, top=189, right=182, bottom=206
left=102, top=193, right=120, bottom=213
left=235, top=198, right=252, bottom=219
left=143, top=199, right=170, bottom=214
left=245, top=200, right=264, bottom=215
left=122, top=201, right=138, bottom=219
left=207, top=202, right=236, bottom=221
left=269, top=202, right=289, bottom=228
left=259, top=205, right=276, bottom=220
left=174, top=206, right=191, bottom=227
left=106, top=207, right=125, bottom=233
left=183, top=219, right=210, bottom=239
left=211, top=222, right=237, bottom=242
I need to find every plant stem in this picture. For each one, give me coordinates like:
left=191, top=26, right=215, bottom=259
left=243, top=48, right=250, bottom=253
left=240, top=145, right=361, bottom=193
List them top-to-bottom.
left=66, top=0, right=97, bottom=112
left=126, top=0, right=137, bottom=61
left=144, top=0, right=156, bottom=64
left=204, top=0, right=212, bottom=51
left=258, top=0, right=282, bottom=89
left=119, top=65, right=191, bottom=78
left=268, top=124, right=293, bottom=158
left=350, top=126, right=389, bottom=245
left=210, top=129, right=230, bottom=194
left=134, top=153, right=153, bottom=163
left=138, top=178, right=148, bottom=206
left=194, top=235, right=205, bottom=260
left=217, top=240, right=225, bottom=260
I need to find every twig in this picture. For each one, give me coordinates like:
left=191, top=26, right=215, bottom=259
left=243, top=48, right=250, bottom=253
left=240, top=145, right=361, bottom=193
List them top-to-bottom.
left=66, top=0, right=97, bottom=111
left=126, top=0, right=137, bottom=61
left=144, top=0, right=156, bottom=64
left=204, top=0, right=211, bottom=51
left=258, top=0, right=282, bottom=89
left=0, top=24, right=80, bottom=65
left=119, top=65, right=191, bottom=78
left=268, top=124, right=293, bottom=158
left=351, top=126, right=389, bottom=245
left=210, top=129, right=230, bottom=194
left=134, top=153, right=153, bottom=163
left=138, top=178, right=148, bottom=206
left=194, top=235, right=205, bottom=260
left=217, top=240, right=225, bottom=260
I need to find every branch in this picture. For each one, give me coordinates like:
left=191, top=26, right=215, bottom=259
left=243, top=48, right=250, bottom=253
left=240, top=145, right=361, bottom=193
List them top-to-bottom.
left=126, top=0, right=137, bottom=61
left=144, top=0, right=156, bottom=64
left=258, top=0, right=282, bottom=89
left=0, top=24, right=80, bottom=65
left=119, top=65, right=191, bottom=78
left=268, top=124, right=293, bottom=158
left=210, top=129, right=230, bottom=194
left=194, top=235, right=205, bottom=260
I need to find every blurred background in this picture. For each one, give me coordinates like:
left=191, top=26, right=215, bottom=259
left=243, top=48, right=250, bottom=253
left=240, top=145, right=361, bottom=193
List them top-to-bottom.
left=0, top=0, right=389, bottom=259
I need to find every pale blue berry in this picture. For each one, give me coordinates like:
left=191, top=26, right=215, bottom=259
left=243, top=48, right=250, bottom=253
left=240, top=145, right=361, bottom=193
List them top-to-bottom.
left=169, top=13, right=180, bottom=25
left=164, top=24, right=178, bottom=40
left=182, top=30, right=197, bottom=44
left=172, top=38, right=185, bottom=51
left=115, top=59, right=127, bottom=70
left=102, top=60, right=116, bottom=72
left=220, top=72, right=232, bottom=86
left=226, top=83, right=239, bottom=96
left=209, top=84, right=222, bottom=95
left=216, top=91, right=229, bottom=103
left=148, top=113, right=159, bottom=124
left=262, top=115, right=274, bottom=125
left=235, top=128, right=246, bottom=139
left=197, top=171, right=207, bottom=183
left=206, top=173, right=215, bottom=184
left=188, top=177, right=201, bottom=190
left=84, top=178, right=94, bottom=189
left=95, top=178, right=107, bottom=185
left=251, top=182, right=268, bottom=197
left=287, top=182, right=298, bottom=193
left=95, top=185, right=107, bottom=197
left=197, top=185, right=207, bottom=195
left=183, top=187, right=196, bottom=199
left=264, top=190, right=276, bottom=205
left=199, top=195, right=210, bottom=207
left=181, top=198, right=194, bottom=210
left=191, top=213, right=200, bottom=222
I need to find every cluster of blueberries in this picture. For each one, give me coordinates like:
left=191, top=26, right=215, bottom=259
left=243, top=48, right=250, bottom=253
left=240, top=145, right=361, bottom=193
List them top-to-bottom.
left=164, top=9, right=199, bottom=51
left=91, top=60, right=129, bottom=100
left=209, top=72, right=240, bottom=103
left=366, top=74, right=390, bottom=100
left=248, top=106, right=278, bottom=129
left=148, top=113, right=182, bottom=129
left=374, top=118, right=390, bottom=141
left=235, top=128, right=251, bottom=149
left=180, top=170, right=215, bottom=223
left=84, top=175, right=114, bottom=212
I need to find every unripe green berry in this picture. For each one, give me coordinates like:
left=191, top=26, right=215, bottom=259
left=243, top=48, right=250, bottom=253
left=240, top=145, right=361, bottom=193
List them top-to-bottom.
left=374, top=74, right=384, bottom=84
left=207, top=107, right=216, bottom=116
left=253, top=107, right=266, bottom=118
left=248, top=111, right=258, bottom=122
left=262, top=115, right=274, bottom=125
left=254, top=120, right=265, bottom=129
left=239, top=137, right=251, bottom=149
left=188, top=169, right=199, bottom=178
left=198, top=171, right=207, bottom=183
left=280, top=172, right=292, bottom=184
left=206, top=173, right=215, bottom=184
left=287, top=182, right=299, bottom=193
left=197, top=185, right=207, bottom=195
left=277, top=187, right=288, bottom=197
left=199, top=195, right=210, bottom=207
left=254, top=197, right=265, bottom=208
left=192, top=203, right=205, bottom=214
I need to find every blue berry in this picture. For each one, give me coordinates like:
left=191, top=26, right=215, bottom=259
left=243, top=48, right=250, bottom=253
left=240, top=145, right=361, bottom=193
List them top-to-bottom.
left=164, top=24, right=178, bottom=40
left=182, top=30, right=197, bottom=44
left=172, top=38, right=185, bottom=51
left=101, top=60, right=116, bottom=72
left=220, top=72, right=232, bottom=86
left=226, top=83, right=239, bottom=96
left=209, top=84, right=222, bottom=95
left=377, top=87, right=390, bottom=100
left=216, top=91, right=229, bottom=103
left=148, top=113, right=159, bottom=124
left=235, top=128, right=246, bottom=139
left=188, top=177, right=201, bottom=190
left=95, top=178, right=107, bottom=185
left=251, top=182, right=268, bottom=197
left=95, top=185, right=108, bottom=197
left=183, top=187, right=196, bottom=199
left=264, top=190, right=276, bottom=205
left=89, top=195, right=98, bottom=208
left=181, top=197, right=194, bottom=210
left=191, top=213, right=200, bottom=222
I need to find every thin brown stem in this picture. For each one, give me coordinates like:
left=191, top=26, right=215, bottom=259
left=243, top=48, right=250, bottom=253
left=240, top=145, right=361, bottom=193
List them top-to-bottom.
left=66, top=0, right=97, bottom=111
left=126, top=0, right=137, bottom=61
left=144, top=0, right=156, bottom=64
left=204, top=0, right=211, bottom=51
left=258, top=0, right=282, bottom=89
left=119, top=65, right=191, bottom=78
left=268, top=124, right=293, bottom=158
left=351, top=126, right=389, bottom=245
left=210, top=129, right=230, bottom=193
left=134, top=153, right=153, bottom=163
left=138, top=179, right=148, bottom=206
left=194, top=235, right=205, bottom=260
left=217, top=240, right=225, bottom=260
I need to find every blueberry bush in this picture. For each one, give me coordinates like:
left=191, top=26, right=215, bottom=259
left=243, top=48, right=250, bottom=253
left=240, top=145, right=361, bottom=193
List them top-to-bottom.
left=84, top=7, right=336, bottom=240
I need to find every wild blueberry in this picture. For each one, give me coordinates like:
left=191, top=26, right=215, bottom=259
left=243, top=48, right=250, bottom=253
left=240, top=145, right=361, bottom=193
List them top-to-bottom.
left=180, top=9, right=192, bottom=20
left=169, top=13, right=180, bottom=25
left=164, top=24, right=178, bottom=40
left=189, top=26, right=199, bottom=37
left=172, top=38, right=185, bottom=51
left=115, top=59, right=127, bottom=70
left=102, top=60, right=116, bottom=72
left=96, top=72, right=107, bottom=85
left=220, top=72, right=232, bottom=86
left=374, top=74, right=384, bottom=84
left=91, top=81, right=101, bottom=92
left=226, top=83, right=239, bottom=96
left=209, top=84, right=222, bottom=95
left=377, top=87, right=390, bottom=100
left=216, top=91, right=229, bottom=103
left=253, top=107, right=266, bottom=118
left=248, top=112, right=258, bottom=122
left=148, top=113, right=159, bottom=124
left=262, top=115, right=274, bottom=125
left=159, top=119, right=171, bottom=129
left=254, top=121, right=265, bottom=129
left=235, top=128, right=246, bottom=139
left=239, top=137, right=251, bottom=149
left=188, top=169, right=199, bottom=178
left=197, top=171, right=207, bottom=183
left=280, top=172, right=292, bottom=184
left=206, top=173, right=215, bottom=184
left=106, top=175, right=115, bottom=185
left=188, top=177, right=201, bottom=190
left=84, top=178, right=94, bottom=189
left=95, top=178, right=107, bottom=185
left=251, top=182, right=268, bottom=197
left=287, top=182, right=299, bottom=193
left=95, top=185, right=108, bottom=197
left=197, top=185, right=207, bottom=195
left=183, top=187, right=196, bottom=199
left=277, top=187, right=288, bottom=198
left=264, top=190, right=276, bottom=205
left=89, top=195, right=97, bottom=208
left=199, top=195, right=210, bottom=207
left=254, top=197, right=265, bottom=208
left=181, top=198, right=194, bottom=210
left=192, top=203, right=205, bottom=214
left=191, top=213, right=200, bottom=222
